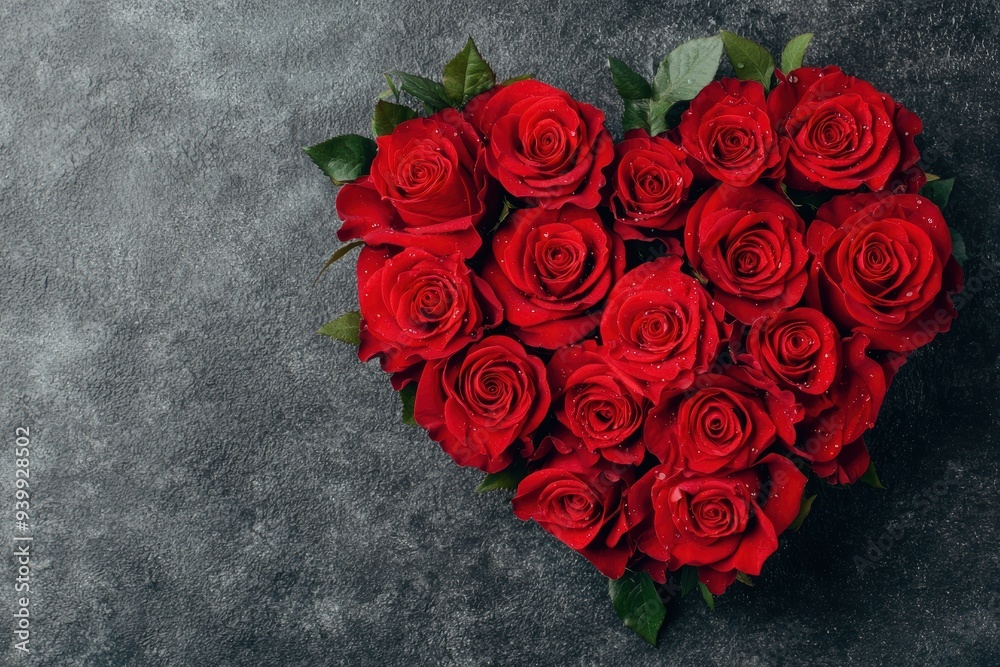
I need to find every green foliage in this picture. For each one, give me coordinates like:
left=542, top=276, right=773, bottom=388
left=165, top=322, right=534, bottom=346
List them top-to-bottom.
left=721, top=30, right=775, bottom=90
left=781, top=33, right=814, bottom=72
left=609, top=35, right=722, bottom=135
left=442, top=38, right=497, bottom=106
left=372, top=100, right=418, bottom=136
left=304, top=135, right=377, bottom=184
left=317, top=312, right=362, bottom=346
left=399, top=384, right=417, bottom=426
left=609, top=571, right=667, bottom=645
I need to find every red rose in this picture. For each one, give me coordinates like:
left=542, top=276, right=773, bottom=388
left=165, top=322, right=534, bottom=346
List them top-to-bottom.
left=767, top=66, right=924, bottom=192
left=679, top=78, right=783, bottom=187
left=472, top=80, right=614, bottom=209
left=462, top=85, right=503, bottom=126
left=336, top=108, right=492, bottom=258
left=607, top=129, right=693, bottom=240
left=685, top=183, right=809, bottom=324
left=807, top=192, right=963, bottom=352
left=482, top=205, right=625, bottom=349
left=356, top=246, right=502, bottom=381
left=600, top=256, right=727, bottom=399
left=741, top=307, right=841, bottom=395
left=791, top=333, right=887, bottom=484
left=414, top=336, right=550, bottom=473
left=547, top=340, right=647, bottom=465
left=643, top=367, right=797, bottom=475
left=512, top=452, right=633, bottom=579
left=626, top=454, right=806, bottom=594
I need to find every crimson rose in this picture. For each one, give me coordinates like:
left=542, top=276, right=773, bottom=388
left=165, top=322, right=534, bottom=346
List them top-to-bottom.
left=768, top=66, right=924, bottom=192
left=679, top=78, right=783, bottom=187
left=471, top=80, right=614, bottom=209
left=336, top=109, right=492, bottom=258
left=606, top=129, right=693, bottom=240
left=685, top=183, right=809, bottom=324
left=807, top=192, right=963, bottom=352
left=482, top=205, right=625, bottom=349
left=356, top=246, right=502, bottom=382
left=600, top=256, right=727, bottom=400
left=741, top=307, right=841, bottom=395
left=791, top=333, right=887, bottom=484
left=414, top=336, right=549, bottom=473
left=547, top=340, right=647, bottom=465
left=643, top=367, right=798, bottom=475
left=512, top=452, right=634, bottom=579
left=627, top=454, right=806, bottom=594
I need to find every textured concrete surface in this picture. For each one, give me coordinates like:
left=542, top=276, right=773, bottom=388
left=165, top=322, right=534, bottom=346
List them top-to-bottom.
left=1, top=0, right=999, bottom=664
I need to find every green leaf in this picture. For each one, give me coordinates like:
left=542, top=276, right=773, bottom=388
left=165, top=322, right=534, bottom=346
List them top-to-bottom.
left=721, top=30, right=775, bottom=90
left=781, top=33, right=814, bottom=73
left=652, top=35, right=724, bottom=107
left=622, top=36, right=724, bottom=137
left=442, top=38, right=496, bottom=106
left=608, top=56, right=652, bottom=100
left=390, top=71, right=454, bottom=113
left=378, top=72, right=401, bottom=103
left=384, top=73, right=400, bottom=100
left=500, top=73, right=533, bottom=85
left=622, top=98, right=652, bottom=133
left=647, top=98, right=676, bottom=137
left=372, top=99, right=418, bottom=137
left=662, top=100, right=690, bottom=132
left=304, top=134, right=378, bottom=184
left=921, top=177, right=956, bottom=210
left=783, top=185, right=835, bottom=211
left=484, top=198, right=517, bottom=236
left=497, top=198, right=515, bottom=225
left=499, top=199, right=514, bottom=222
left=951, top=229, right=968, bottom=267
left=313, top=240, right=364, bottom=286
left=690, top=268, right=709, bottom=286
left=317, top=312, right=361, bottom=346
left=399, top=384, right=417, bottom=426
left=475, top=460, right=527, bottom=492
left=859, top=461, right=886, bottom=489
left=789, top=494, right=817, bottom=532
left=679, top=566, right=699, bottom=597
left=608, top=571, right=667, bottom=646
left=735, top=572, right=754, bottom=587
left=698, top=581, right=715, bottom=610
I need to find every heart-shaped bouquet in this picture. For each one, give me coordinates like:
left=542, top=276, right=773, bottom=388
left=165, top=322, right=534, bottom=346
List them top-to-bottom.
left=306, top=33, right=964, bottom=643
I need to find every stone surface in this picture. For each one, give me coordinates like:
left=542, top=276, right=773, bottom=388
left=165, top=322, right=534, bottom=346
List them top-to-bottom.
left=1, top=0, right=999, bottom=664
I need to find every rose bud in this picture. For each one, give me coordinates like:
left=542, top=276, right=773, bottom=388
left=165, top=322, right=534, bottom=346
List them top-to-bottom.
left=768, top=66, right=924, bottom=192
left=679, top=79, right=784, bottom=187
left=472, top=80, right=614, bottom=209
left=336, top=109, right=493, bottom=258
left=606, top=129, right=693, bottom=241
left=685, top=183, right=809, bottom=324
left=807, top=192, right=963, bottom=353
left=482, top=205, right=625, bottom=349
left=356, top=246, right=502, bottom=383
left=414, top=336, right=550, bottom=473
left=547, top=341, right=647, bottom=465
left=512, top=452, right=634, bottom=579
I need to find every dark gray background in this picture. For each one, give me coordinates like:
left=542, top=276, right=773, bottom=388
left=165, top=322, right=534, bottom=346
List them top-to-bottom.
left=2, top=0, right=999, bottom=664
